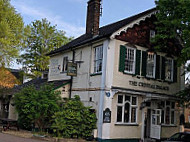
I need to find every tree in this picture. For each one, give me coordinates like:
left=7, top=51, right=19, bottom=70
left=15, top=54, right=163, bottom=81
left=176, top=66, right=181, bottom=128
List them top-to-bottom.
left=0, top=0, right=24, bottom=66
left=154, top=0, right=190, bottom=105
left=154, top=0, right=190, bottom=64
left=20, top=19, right=73, bottom=77
left=14, top=84, right=61, bottom=131
left=52, top=95, right=97, bottom=139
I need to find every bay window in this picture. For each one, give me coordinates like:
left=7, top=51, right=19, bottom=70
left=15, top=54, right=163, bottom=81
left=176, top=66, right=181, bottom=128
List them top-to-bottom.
left=165, top=58, right=174, bottom=81
left=117, top=94, right=137, bottom=124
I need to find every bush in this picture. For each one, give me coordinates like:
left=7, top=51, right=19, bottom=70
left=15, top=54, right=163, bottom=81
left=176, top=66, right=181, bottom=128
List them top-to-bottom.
left=14, top=83, right=61, bottom=131
left=52, top=95, right=97, bottom=138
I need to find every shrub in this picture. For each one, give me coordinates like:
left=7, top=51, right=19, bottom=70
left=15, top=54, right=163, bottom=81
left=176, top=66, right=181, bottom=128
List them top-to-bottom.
left=14, top=83, right=61, bottom=131
left=52, top=95, right=97, bottom=138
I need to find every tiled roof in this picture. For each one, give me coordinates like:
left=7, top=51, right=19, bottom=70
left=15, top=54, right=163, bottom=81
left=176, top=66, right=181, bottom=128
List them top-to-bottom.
left=48, top=8, right=156, bottom=56
left=12, top=78, right=70, bottom=93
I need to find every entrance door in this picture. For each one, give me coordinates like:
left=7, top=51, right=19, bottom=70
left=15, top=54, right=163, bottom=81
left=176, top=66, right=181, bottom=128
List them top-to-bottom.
left=150, top=109, right=161, bottom=139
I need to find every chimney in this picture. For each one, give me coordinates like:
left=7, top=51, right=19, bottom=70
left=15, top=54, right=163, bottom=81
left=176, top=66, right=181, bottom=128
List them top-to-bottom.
left=86, top=0, right=101, bottom=36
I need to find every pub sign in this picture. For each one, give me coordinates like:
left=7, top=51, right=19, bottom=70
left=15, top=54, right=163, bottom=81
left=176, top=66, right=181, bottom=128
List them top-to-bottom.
left=67, top=62, right=77, bottom=76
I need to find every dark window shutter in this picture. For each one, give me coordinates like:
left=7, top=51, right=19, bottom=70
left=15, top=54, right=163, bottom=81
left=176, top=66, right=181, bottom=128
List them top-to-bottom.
left=119, top=45, right=126, bottom=72
left=135, top=50, right=141, bottom=75
left=141, top=51, right=147, bottom=76
left=155, top=55, right=160, bottom=79
left=161, top=57, right=166, bottom=80
left=173, top=60, right=177, bottom=82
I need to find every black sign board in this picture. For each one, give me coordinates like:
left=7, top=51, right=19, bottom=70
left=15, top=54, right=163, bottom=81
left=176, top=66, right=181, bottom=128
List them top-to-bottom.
left=103, top=108, right=111, bottom=123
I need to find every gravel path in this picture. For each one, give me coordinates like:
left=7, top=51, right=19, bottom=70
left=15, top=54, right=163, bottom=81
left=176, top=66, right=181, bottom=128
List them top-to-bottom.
left=0, top=133, right=46, bottom=142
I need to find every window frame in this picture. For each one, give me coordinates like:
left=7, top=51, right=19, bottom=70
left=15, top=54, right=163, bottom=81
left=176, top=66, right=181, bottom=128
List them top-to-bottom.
left=150, top=30, right=155, bottom=39
left=93, top=45, right=103, bottom=73
left=124, top=46, right=136, bottom=74
left=146, top=52, right=156, bottom=78
left=62, top=56, right=68, bottom=73
left=165, top=58, right=174, bottom=82
left=116, top=94, right=138, bottom=124
left=161, top=101, right=176, bottom=125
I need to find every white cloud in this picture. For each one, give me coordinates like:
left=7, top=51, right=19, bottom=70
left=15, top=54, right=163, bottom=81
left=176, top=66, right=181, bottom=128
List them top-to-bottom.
left=12, top=1, right=85, bottom=37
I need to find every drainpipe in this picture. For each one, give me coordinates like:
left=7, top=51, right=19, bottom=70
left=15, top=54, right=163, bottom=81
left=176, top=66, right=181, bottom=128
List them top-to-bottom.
left=98, top=39, right=109, bottom=140
left=69, top=49, right=75, bottom=99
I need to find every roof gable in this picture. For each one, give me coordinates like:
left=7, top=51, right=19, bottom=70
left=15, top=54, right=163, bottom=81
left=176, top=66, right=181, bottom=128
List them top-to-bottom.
left=48, top=8, right=157, bottom=56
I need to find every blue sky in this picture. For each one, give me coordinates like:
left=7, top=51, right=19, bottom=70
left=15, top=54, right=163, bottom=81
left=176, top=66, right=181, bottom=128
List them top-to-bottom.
left=11, top=0, right=156, bottom=38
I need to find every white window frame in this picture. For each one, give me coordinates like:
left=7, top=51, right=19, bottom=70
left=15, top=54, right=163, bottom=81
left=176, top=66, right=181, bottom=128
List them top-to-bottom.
left=94, top=45, right=103, bottom=73
left=124, top=46, right=136, bottom=74
left=146, top=52, right=156, bottom=78
left=62, top=56, right=68, bottom=72
left=165, top=58, right=174, bottom=82
left=116, top=94, right=138, bottom=124
left=161, top=101, right=176, bottom=125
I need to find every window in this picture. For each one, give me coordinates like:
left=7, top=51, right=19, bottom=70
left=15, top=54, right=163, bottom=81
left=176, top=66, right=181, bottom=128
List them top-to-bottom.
left=150, top=30, right=155, bottom=38
left=94, top=45, right=103, bottom=73
left=124, top=47, right=136, bottom=74
left=146, top=52, right=156, bottom=78
left=62, top=56, right=68, bottom=72
left=165, top=58, right=174, bottom=81
left=117, top=94, right=137, bottom=124
left=160, top=101, right=175, bottom=125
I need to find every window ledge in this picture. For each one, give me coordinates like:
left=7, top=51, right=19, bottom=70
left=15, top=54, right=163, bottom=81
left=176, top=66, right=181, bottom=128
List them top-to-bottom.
left=60, top=71, right=67, bottom=74
left=123, top=71, right=135, bottom=75
left=90, top=72, right=102, bottom=76
left=115, top=123, right=139, bottom=126
left=161, top=124, right=177, bottom=127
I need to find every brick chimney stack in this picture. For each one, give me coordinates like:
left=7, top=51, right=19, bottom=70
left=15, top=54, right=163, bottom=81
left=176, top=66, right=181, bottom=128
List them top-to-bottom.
left=86, top=0, right=101, bottom=36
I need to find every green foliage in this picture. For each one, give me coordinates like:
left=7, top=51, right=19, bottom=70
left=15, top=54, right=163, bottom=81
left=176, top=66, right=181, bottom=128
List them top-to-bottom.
left=0, top=0, right=24, bottom=66
left=154, top=0, right=190, bottom=65
left=20, top=18, right=73, bottom=77
left=14, top=83, right=61, bottom=131
left=52, top=95, right=97, bottom=138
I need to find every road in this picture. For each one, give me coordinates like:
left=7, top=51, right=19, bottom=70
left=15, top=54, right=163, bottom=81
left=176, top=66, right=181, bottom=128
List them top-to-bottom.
left=0, top=133, right=46, bottom=142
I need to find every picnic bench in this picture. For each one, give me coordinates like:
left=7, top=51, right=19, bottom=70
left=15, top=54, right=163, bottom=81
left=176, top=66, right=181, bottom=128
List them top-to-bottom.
left=0, top=118, right=19, bottom=131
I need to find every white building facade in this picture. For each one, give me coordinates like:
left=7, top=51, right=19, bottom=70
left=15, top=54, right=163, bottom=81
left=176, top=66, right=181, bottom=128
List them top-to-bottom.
left=48, top=1, right=185, bottom=141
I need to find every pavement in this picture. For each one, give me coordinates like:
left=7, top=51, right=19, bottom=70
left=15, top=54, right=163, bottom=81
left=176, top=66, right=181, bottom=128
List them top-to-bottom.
left=0, top=133, right=46, bottom=142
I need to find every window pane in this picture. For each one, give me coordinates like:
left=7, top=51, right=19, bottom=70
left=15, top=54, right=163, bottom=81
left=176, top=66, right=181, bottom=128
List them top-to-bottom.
left=94, top=46, right=103, bottom=73
left=125, top=47, right=135, bottom=73
left=146, top=53, right=155, bottom=78
left=165, top=59, right=173, bottom=81
left=118, top=95, right=123, bottom=104
left=125, top=95, right=130, bottom=102
left=132, top=97, right=137, bottom=105
left=166, top=101, right=170, bottom=106
left=171, top=102, right=175, bottom=109
left=124, top=103, right=130, bottom=123
left=117, top=106, right=123, bottom=122
left=131, top=107, right=136, bottom=123
left=165, top=107, right=170, bottom=124
left=161, top=110, right=165, bottom=124
left=171, top=111, right=175, bottom=124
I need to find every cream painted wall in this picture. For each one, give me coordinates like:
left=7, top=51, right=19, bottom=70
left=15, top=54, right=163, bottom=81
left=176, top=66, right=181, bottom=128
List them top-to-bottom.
left=112, top=39, right=181, bottom=95
left=48, top=51, right=72, bottom=81
left=107, top=94, right=143, bottom=139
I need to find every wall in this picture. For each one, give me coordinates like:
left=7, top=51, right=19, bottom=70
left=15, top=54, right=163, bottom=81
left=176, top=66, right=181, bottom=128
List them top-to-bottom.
left=112, top=39, right=181, bottom=95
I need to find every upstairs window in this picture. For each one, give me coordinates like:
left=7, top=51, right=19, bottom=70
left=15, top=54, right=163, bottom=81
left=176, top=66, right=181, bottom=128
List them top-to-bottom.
left=150, top=30, right=155, bottom=39
left=94, top=45, right=103, bottom=73
left=124, top=47, right=136, bottom=74
left=146, top=52, right=156, bottom=78
left=62, top=56, right=68, bottom=72
left=165, top=58, right=173, bottom=81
